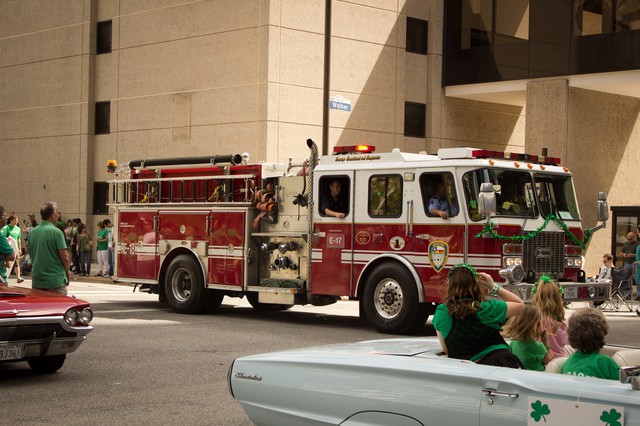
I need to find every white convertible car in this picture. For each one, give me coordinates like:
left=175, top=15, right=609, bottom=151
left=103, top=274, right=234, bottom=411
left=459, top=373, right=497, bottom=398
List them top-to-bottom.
left=229, top=338, right=640, bottom=426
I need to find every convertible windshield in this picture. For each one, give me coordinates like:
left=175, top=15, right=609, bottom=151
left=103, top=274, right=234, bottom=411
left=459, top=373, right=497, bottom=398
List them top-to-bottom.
left=463, top=169, right=537, bottom=221
left=463, top=169, right=580, bottom=221
left=534, top=173, right=580, bottom=220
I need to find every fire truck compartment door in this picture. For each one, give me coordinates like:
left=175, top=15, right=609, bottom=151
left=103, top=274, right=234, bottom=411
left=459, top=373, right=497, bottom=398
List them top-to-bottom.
left=116, top=209, right=158, bottom=280
left=208, top=210, right=246, bottom=287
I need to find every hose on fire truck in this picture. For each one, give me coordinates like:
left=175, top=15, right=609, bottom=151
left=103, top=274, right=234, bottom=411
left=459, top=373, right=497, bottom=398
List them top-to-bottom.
left=253, top=184, right=278, bottom=228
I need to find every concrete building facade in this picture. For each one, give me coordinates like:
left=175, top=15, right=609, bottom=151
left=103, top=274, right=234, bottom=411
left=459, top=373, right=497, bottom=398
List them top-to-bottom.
left=1, top=0, right=639, bottom=275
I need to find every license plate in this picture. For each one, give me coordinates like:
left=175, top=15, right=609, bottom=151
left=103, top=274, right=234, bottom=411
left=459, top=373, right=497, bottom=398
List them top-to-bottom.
left=564, top=286, right=577, bottom=300
left=0, top=344, right=23, bottom=361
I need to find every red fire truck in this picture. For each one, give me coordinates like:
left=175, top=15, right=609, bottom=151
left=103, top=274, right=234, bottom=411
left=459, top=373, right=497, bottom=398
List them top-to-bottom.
left=109, top=139, right=609, bottom=334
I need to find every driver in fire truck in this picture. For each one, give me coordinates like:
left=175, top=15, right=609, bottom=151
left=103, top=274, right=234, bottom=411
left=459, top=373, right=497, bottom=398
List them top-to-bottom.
left=497, top=176, right=528, bottom=215
left=321, top=179, right=347, bottom=219
left=428, top=182, right=451, bottom=220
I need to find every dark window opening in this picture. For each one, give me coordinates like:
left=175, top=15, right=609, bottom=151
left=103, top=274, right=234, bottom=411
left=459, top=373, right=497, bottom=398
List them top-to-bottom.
left=406, top=17, right=428, bottom=54
left=97, top=20, right=112, bottom=54
left=95, top=101, right=111, bottom=135
left=404, top=102, right=426, bottom=138
left=368, top=175, right=403, bottom=218
left=318, top=176, right=350, bottom=217
left=93, top=182, right=109, bottom=214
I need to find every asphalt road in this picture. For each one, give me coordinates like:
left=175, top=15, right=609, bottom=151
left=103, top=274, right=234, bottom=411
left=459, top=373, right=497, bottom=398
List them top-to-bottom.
left=3, top=278, right=640, bottom=425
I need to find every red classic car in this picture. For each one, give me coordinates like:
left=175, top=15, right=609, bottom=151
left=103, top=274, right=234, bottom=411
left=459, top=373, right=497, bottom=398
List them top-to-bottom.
left=0, top=285, right=93, bottom=373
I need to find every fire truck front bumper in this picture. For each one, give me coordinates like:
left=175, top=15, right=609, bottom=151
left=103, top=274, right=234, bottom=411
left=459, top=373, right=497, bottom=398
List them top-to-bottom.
left=503, top=281, right=611, bottom=303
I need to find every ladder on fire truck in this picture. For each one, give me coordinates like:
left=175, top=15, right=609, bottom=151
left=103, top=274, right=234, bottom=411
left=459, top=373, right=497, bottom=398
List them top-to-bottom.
left=108, top=154, right=258, bottom=207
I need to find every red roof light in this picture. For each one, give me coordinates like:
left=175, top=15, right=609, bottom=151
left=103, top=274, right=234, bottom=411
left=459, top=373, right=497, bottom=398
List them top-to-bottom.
left=333, top=145, right=375, bottom=154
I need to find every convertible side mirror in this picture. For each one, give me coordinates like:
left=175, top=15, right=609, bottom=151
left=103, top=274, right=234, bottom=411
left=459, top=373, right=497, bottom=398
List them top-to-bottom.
left=478, top=183, right=496, bottom=217
left=619, top=365, right=640, bottom=390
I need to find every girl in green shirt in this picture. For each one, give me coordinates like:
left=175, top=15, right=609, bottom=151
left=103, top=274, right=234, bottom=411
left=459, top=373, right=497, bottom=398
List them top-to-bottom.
left=503, top=304, right=554, bottom=371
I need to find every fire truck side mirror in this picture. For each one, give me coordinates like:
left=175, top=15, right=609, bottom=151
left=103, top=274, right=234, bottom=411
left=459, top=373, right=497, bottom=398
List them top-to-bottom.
left=478, top=183, right=496, bottom=217
left=597, top=192, right=609, bottom=223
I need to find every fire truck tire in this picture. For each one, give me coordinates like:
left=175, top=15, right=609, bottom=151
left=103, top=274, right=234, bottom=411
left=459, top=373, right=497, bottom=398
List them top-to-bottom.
left=165, top=255, right=211, bottom=314
left=362, top=263, right=428, bottom=334
left=246, top=293, right=292, bottom=311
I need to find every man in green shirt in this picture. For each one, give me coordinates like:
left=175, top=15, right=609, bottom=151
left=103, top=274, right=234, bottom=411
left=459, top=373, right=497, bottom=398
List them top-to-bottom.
left=29, top=202, right=71, bottom=294
left=0, top=206, right=16, bottom=284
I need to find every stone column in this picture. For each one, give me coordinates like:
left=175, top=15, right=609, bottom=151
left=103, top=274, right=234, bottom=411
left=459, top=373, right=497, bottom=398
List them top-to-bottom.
left=525, top=79, right=568, bottom=160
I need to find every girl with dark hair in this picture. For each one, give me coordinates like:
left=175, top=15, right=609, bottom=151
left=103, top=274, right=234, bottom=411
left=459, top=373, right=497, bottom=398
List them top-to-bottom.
left=433, top=264, right=525, bottom=368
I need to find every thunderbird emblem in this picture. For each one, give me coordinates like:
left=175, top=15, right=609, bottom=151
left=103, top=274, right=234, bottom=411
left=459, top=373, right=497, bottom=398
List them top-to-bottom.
left=428, top=241, right=449, bottom=273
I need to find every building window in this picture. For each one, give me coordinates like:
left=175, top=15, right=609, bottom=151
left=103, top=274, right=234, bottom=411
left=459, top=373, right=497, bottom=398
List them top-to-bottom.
left=406, top=17, right=428, bottom=54
left=97, top=21, right=112, bottom=54
left=95, top=101, right=110, bottom=135
left=404, top=102, right=426, bottom=138
left=368, top=175, right=403, bottom=218
left=93, top=182, right=109, bottom=214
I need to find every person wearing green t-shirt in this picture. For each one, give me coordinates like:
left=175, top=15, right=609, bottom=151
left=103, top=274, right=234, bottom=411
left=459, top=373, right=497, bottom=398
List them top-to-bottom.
left=28, top=202, right=70, bottom=294
left=0, top=206, right=16, bottom=284
left=2, top=213, right=24, bottom=283
left=96, top=221, right=109, bottom=277
left=433, top=264, right=525, bottom=368
left=503, top=304, right=554, bottom=371
left=562, top=307, right=619, bottom=380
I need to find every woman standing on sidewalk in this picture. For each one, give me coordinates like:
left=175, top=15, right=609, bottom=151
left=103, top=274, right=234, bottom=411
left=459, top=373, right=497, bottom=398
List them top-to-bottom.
left=2, top=214, right=24, bottom=283
left=96, top=221, right=109, bottom=277
left=77, top=223, right=92, bottom=277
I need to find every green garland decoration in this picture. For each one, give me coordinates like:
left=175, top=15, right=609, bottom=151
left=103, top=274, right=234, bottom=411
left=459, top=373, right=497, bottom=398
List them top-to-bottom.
left=474, top=214, right=592, bottom=249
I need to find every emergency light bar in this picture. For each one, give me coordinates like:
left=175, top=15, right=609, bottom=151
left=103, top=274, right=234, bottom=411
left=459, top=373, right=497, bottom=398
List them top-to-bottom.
left=333, top=145, right=375, bottom=154
left=438, top=147, right=561, bottom=165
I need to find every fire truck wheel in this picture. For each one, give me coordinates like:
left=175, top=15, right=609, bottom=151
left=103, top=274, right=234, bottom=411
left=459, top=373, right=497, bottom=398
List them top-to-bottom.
left=165, top=254, right=212, bottom=314
left=363, top=263, right=428, bottom=334
left=246, top=293, right=292, bottom=311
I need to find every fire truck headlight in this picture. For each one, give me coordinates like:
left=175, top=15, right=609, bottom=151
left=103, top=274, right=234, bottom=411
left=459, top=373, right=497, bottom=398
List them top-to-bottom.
left=503, top=256, right=523, bottom=267
left=566, top=257, right=582, bottom=268
left=499, top=264, right=524, bottom=284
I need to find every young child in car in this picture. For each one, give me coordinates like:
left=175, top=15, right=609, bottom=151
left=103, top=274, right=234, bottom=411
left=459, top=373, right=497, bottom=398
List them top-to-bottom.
left=531, top=276, right=568, bottom=359
left=503, top=304, right=553, bottom=371
left=562, top=307, right=619, bottom=380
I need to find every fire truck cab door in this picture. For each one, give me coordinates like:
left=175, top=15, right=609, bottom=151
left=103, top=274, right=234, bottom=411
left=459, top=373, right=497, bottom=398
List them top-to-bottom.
left=412, top=169, right=466, bottom=301
left=311, top=171, right=354, bottom=296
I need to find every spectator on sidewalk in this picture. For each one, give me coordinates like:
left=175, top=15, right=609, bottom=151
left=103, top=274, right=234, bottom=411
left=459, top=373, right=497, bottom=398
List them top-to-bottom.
left=29, top=202, right=70, bottom=295
left=0, top=206, right=16, bottom=285
left=2, top=213, right=24, bottom=283
left=103, top=218, right=114, bottom=278
left=96, top=220, right=109, bottom=277
left=77, top=223, right=92, bottom=277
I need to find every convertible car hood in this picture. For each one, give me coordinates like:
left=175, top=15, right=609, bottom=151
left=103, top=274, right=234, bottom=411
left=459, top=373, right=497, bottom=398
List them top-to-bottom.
left=0, top=285, right=87, bottom=318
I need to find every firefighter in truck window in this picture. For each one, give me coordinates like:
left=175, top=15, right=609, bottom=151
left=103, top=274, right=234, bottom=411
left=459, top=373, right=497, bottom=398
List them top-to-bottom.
left=422, top=173, right=459, bottom=220
left=320, top=177, right=349, bottom=218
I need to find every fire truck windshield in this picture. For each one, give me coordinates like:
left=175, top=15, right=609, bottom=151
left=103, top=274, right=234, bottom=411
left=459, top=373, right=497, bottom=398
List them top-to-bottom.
left=463, top=169, right=580, bottom=221
left=534, top=173, right=580, bottom=220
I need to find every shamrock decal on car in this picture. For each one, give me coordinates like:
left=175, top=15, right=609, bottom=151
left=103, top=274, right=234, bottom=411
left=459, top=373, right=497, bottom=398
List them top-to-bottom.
left=530, top=400, right=550, bottom=423
left=600, top=408, right=622, bottom=426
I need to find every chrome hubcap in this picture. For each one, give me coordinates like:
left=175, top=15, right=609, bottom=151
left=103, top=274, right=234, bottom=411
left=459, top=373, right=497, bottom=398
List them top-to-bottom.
left=171, top=267, right=192, bottom=302
left=374, top=279, right=403, bottom=319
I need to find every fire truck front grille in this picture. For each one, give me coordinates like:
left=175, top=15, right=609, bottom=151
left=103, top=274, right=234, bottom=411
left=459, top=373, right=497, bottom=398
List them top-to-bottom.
left=522, top=231, right=565, bottom=276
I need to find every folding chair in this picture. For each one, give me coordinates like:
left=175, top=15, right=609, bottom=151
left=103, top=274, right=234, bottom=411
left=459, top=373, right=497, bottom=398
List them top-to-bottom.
left=599, top=267, right=633, bottom=311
